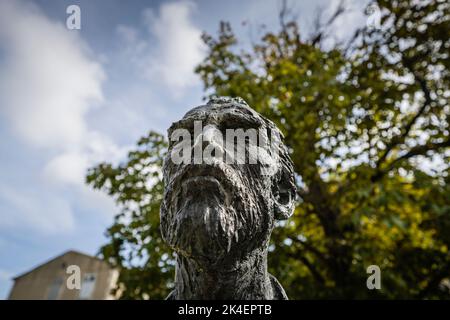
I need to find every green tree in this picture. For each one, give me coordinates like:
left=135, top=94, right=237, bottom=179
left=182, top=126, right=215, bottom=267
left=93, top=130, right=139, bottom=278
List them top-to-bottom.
left=87, top=0, right=450, bottom=299
left=87, top=132, right=172, bottom=299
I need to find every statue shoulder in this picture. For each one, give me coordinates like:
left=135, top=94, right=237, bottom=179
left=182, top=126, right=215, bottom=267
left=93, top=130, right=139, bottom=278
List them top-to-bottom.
left=269, top=274, right=288, bottom=300
left=165, top=290, right=177, bottom=300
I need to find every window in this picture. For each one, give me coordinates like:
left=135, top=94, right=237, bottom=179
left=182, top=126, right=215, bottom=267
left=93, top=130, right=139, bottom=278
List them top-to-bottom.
left=79, top=273, right=96, bottom=299
left=47, top=278, right=63, bottom=300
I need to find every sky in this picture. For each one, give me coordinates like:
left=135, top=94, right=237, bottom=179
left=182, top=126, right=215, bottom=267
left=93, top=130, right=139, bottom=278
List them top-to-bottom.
left=0, top=0, right=369, bottom=298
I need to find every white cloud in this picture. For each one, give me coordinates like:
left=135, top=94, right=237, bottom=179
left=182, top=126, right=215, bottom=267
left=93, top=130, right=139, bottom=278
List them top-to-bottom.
left=0, top=1, right=123, bottom=235
left=0, top=1, right=104, bottom=150
left=118, top=1, right=206, bottom=90
left=42, top=132, right=123, bottom=187
left=42, top=152, right=89, bottom=187
left=0, top=184, right=75, bottom=234
left=0, top=268, right=13, bottom=299
left=0, top=269, right=12, bottom=282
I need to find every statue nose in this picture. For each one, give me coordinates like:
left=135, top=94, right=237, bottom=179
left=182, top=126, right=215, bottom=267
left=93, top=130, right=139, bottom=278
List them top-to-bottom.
left=192, top=125, right=225, bottom=162
left=193, top=125, right=221, bottom=148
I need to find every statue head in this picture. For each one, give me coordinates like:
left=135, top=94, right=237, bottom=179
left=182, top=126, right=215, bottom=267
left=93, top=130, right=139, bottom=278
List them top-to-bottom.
left=160, top=97, right=296, bottom=266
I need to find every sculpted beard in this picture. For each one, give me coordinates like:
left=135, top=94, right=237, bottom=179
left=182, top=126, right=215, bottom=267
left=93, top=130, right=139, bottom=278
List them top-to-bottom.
left=161, top=164, right=273, bottom=262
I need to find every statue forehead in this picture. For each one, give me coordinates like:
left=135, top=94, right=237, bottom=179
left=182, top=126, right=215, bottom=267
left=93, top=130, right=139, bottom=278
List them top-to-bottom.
left=182, top=97, right=261, bottom=121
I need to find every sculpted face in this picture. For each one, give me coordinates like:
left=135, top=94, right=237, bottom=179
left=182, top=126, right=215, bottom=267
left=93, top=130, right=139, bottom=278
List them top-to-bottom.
left=160, top=98, right=296, bottom=264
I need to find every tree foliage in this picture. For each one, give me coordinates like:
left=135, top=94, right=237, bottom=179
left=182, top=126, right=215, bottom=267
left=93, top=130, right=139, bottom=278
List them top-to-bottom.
left=87, top=0, right=450, bottom=299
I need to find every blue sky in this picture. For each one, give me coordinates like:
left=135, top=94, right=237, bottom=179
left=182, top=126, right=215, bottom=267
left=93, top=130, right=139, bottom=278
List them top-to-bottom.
left=0, top=0, right=368, bottom=298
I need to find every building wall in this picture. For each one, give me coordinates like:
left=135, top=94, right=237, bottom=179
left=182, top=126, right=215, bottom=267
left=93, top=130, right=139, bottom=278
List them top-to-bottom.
left=8, top=251, right=118, bottom=300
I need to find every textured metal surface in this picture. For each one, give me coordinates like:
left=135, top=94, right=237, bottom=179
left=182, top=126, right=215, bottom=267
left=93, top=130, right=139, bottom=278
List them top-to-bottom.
left=161, top=97, right=296, bottom=299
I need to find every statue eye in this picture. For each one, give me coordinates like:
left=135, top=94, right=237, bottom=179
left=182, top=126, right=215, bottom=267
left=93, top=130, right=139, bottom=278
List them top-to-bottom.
left=220, top=118, right=259, bottom=132
left=272, top=184, right=290, bottom=204
left=277, top=189, right=292, bottom=205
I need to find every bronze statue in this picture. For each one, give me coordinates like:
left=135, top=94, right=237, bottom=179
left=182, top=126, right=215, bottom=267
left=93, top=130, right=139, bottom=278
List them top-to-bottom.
left=161, top=97, right=296, bottom=299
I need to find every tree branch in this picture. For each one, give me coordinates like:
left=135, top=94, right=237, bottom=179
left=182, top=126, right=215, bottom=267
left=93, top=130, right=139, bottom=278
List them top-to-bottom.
left=279, top=0, right=288, bottom=32
left=311, top=0, right=346, bottom=46
left=372, top=64, right=432, bottom=182
left=375, top=88, right=430, bottom=171
left=371, top=139, right=450, bottom=182
left=291, top=237, right=328, bottom=264
left=286, top=252, right=326, bottom=285
left=418, top=257, right=450, bottom=299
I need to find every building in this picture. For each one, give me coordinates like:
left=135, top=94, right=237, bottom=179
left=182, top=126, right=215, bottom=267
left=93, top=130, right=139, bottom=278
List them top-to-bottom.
left=8, top=250, right=119, bottom=300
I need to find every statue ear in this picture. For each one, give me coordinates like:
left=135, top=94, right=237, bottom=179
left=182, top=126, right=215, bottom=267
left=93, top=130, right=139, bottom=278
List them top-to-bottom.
left=272, top=171, right=296, bottom=220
